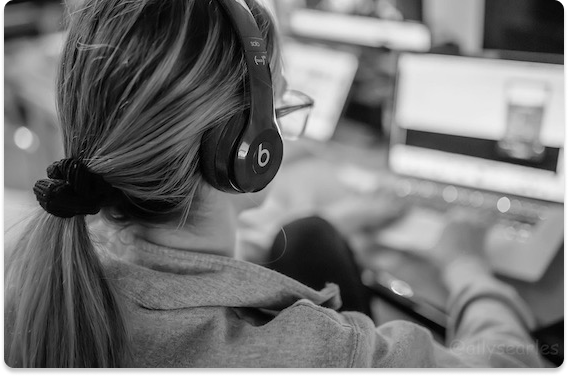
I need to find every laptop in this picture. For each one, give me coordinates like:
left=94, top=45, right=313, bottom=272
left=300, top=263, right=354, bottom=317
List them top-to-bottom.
left=376, top=53, right=564, bottom=282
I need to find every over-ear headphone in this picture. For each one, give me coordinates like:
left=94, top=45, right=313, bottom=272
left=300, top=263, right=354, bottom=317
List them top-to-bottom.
left=199, top=0, right=283, bottom=193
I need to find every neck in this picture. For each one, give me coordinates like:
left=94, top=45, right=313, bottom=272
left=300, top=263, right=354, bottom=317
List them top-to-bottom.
left=128, top=189, right=238, bottom=258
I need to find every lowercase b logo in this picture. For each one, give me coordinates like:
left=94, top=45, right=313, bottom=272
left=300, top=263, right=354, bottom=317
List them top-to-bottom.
left=257, top=143, right=270, bottom=167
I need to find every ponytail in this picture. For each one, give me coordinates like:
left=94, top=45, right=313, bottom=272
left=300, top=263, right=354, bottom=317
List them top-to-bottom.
left=3, top=0, right=284, bottom=367
left=5, top=210, right=129, bottom=367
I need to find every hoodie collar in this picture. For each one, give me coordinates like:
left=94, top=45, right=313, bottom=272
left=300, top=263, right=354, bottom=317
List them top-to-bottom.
left=98, top=226, right=342, bottom=312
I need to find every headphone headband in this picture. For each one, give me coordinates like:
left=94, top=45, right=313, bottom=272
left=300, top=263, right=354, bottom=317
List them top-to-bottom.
left=199, top=0, right=283, bottom=193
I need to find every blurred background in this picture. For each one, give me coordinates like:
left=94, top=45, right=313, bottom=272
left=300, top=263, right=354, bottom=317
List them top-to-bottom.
left=3, top=0, right=565, bottom=366
left=4, top=0, right=564, bottom=192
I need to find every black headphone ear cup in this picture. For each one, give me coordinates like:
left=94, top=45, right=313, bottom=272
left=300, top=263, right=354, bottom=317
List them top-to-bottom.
left=200, top=0, right=282, bottom=194
left=200, top=112, right=247, bottom=192
left=232, top=126, right=283, bottom=192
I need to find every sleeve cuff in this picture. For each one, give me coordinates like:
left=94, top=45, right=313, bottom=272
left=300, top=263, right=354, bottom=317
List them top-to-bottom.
left=443, top=256, right=537, bottom=337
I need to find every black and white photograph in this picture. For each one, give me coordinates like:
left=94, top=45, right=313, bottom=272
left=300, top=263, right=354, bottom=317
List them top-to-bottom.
left=3, top=0, right=565, bottom=369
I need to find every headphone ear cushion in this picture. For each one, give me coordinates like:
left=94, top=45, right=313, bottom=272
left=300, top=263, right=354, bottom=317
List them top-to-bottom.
left=199, top=112, right=247, bottom=192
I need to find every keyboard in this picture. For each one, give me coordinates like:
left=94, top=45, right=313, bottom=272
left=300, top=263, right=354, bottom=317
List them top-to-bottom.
left=374, top=177, right=563, bottom=282
left=391, top=177, right=549, bottom=221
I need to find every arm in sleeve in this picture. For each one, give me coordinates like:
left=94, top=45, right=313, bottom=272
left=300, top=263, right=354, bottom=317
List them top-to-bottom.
left=341, top=256, right=542, bottom=367
left=440, top=256, right=543, bottom=367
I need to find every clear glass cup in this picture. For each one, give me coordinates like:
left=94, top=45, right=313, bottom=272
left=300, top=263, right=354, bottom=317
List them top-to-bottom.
left=497, top=79, right=550, bottom=162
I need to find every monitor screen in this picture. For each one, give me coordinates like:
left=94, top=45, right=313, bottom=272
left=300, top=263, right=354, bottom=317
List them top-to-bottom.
left=483, top=0, right=563, bottom=56
left=282, top=41, right=358, bottom=141
left=389, top=53, right=565, bottom=203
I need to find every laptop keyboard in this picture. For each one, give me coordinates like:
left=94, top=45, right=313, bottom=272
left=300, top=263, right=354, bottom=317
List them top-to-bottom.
left=374, top=176, right=564, bottom=282
left=374, top=177, right=557, bottom=250
left=390, top=177, right=549, bottom=223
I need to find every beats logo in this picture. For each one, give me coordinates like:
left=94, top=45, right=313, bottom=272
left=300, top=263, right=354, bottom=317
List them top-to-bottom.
left=253, top=142, right=272, bottom=174
left=257, top=143, right=270, bottom=167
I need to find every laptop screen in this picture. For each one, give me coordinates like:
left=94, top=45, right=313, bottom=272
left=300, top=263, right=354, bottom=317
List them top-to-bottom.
left=389, top=53, right=564, bottom=203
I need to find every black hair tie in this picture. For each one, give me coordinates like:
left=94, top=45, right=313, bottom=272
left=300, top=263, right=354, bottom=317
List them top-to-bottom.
left=33, top=158, right=118, bottom=218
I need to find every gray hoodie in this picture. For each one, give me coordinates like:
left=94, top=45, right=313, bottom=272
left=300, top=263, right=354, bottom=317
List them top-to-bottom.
left=97, top=226, right=542, bottom=368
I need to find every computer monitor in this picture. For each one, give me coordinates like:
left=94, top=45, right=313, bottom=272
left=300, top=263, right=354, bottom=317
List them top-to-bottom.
left=421, top=0, right=562, bottom=62
left=483, top=0, right=563, bottom=56
left=281, top=41, right=359, bottom=141
left=389, top=53, right=565, bottom=203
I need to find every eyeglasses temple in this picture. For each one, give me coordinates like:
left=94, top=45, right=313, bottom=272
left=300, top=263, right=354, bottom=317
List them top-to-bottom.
left=275, top=102, right=314, bottom=118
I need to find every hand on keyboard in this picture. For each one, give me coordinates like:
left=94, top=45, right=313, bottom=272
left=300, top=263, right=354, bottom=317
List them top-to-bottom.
left=428, top=208, right=496, bottom=269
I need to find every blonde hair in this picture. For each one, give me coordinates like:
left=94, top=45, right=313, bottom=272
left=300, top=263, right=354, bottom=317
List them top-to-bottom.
left=5, top=0, right=282, bottom=367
